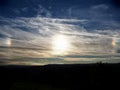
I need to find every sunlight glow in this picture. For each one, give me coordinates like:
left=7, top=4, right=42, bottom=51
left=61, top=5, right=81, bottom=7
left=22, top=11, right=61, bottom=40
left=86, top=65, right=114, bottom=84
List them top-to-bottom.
left=52, top=34, right=70, bottom=55
left=5, top=38, right=12, bottom=46
left=112, top=38, right=116, bottom=46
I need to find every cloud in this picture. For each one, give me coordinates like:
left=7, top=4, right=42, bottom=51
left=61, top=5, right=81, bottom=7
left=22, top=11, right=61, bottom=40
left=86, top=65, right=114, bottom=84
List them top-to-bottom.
left=65, top=4, right=120, bottom=30
left=91, top=4, right=109, bottom=10
left=36, top=5, right=52, bottom=17
left=0, top=15, right=120, bottom=65
left=0, top=16, right=87, bottom=58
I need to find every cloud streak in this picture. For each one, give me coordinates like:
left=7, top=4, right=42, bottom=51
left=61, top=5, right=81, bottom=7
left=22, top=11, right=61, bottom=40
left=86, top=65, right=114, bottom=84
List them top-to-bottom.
left=0, top=16, right=120, bottom=56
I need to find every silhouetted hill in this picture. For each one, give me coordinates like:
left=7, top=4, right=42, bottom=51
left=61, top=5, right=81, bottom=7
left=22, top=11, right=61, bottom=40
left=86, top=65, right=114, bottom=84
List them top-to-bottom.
left=0, top=63, right=120, bottom=90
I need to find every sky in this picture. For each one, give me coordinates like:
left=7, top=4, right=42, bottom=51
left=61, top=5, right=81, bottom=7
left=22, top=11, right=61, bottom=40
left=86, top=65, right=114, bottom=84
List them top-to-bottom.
left=0, top=0, right=120, bottom=65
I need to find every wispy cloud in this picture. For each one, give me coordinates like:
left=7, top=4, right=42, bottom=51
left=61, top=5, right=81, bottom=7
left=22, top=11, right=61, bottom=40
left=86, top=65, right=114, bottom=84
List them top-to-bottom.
left=0, top=3, right=120, bottom=65
left=0, top=16, right=120, bottom=59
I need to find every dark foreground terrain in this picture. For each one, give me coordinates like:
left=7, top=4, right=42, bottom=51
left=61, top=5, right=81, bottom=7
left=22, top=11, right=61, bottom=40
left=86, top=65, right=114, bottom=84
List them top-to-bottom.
left=0, top=63, right=120, bottom=90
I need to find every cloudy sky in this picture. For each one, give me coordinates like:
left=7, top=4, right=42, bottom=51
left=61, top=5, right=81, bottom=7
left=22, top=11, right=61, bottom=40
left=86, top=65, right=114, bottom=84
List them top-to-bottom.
left=0, top=0, right=120, bottom=65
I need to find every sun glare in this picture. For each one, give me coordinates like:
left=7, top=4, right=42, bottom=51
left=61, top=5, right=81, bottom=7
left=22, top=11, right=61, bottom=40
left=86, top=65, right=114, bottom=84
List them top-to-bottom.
left=52, top=35, right=70, bottom=55
left=5, top=38, right=12, bottom=46
left=111, top=38, right=116, bottom=46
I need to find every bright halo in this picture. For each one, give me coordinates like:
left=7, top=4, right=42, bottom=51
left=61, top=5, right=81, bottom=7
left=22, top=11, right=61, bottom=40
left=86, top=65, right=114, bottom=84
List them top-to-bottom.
left=51, top=34, right=70, bottom=55
left=5, top=38, right=12, bottom=46
left=111, top=38, right=116, bottom=46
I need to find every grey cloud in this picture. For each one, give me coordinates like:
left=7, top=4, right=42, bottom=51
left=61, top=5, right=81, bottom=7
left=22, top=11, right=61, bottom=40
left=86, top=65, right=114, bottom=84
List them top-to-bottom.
left=65, top=4, right=120, bottom=30
left=91, top=4, right=109, bottom=10
left=34, top=5, right=52, bottom=17
left=0, top=16, right=120, bottom=60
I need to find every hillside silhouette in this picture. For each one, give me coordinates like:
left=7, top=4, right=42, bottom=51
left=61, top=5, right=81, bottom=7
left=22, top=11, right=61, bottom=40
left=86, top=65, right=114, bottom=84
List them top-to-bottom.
left=0, top=63, right=120, bottom=90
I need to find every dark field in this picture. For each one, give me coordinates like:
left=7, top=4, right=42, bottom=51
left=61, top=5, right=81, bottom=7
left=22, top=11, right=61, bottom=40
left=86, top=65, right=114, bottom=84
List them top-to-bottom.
left=0, top=63, right=120, bottom=90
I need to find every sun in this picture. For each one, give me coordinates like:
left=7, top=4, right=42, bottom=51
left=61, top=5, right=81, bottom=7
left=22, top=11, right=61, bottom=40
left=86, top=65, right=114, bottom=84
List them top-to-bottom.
left=51, top=34, right=70, bottom=55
